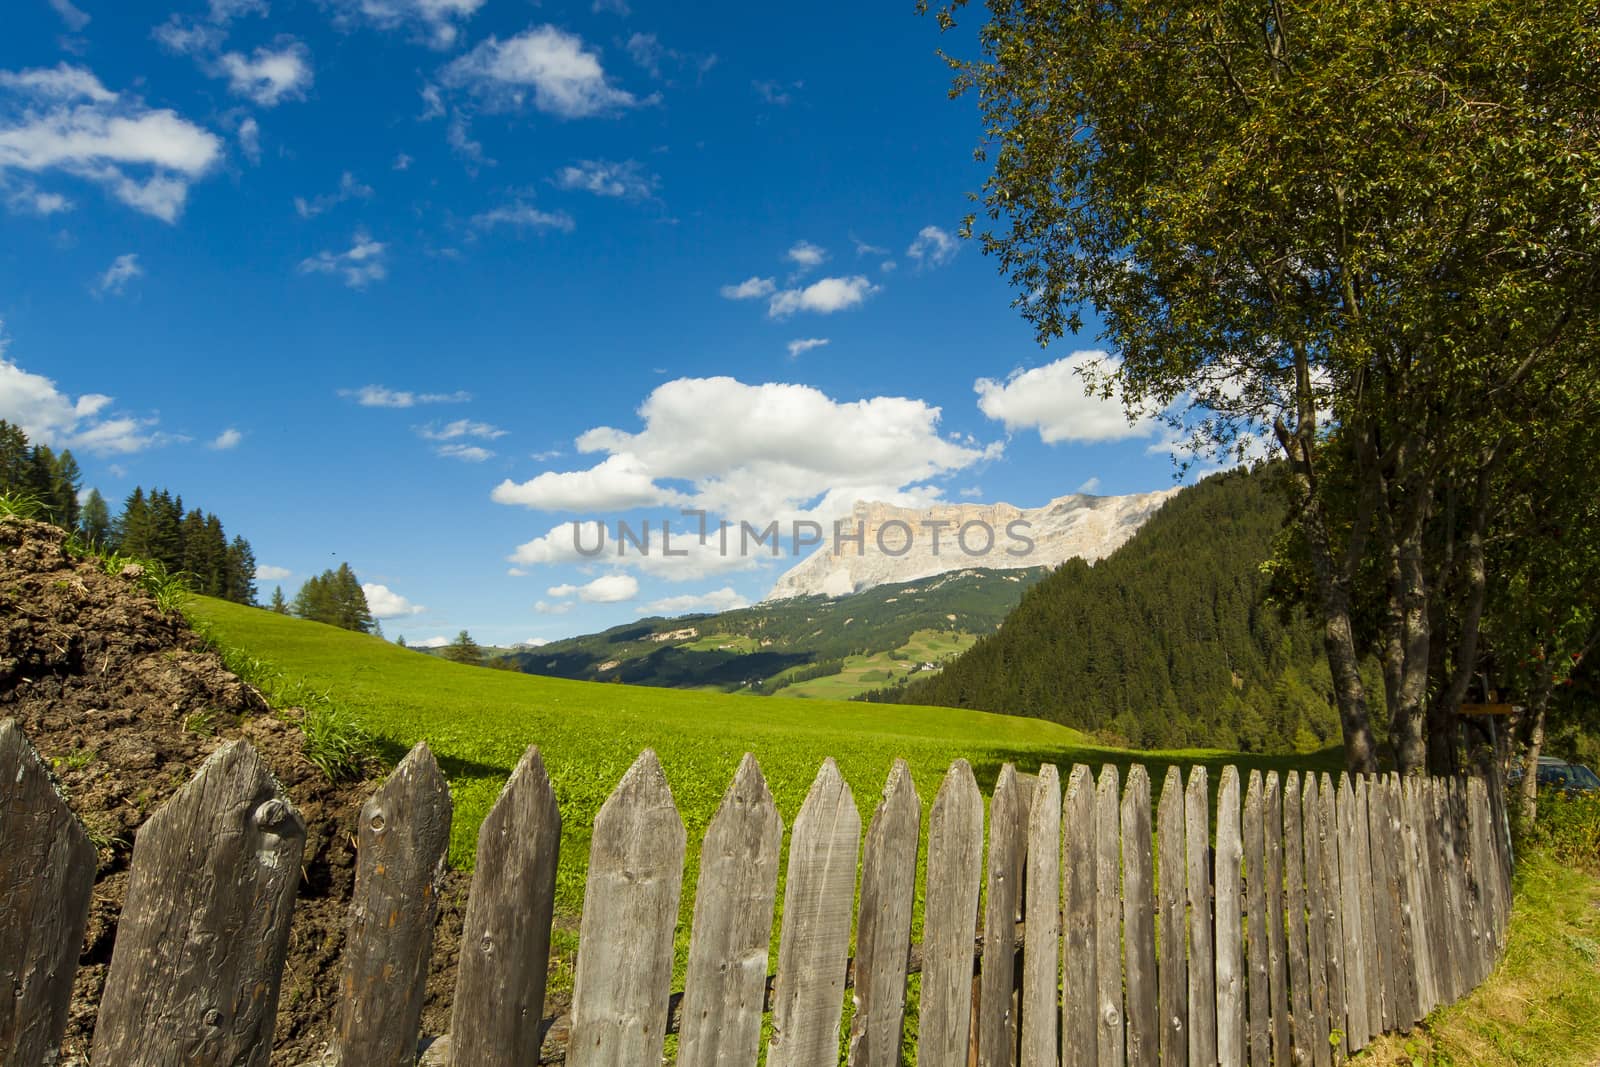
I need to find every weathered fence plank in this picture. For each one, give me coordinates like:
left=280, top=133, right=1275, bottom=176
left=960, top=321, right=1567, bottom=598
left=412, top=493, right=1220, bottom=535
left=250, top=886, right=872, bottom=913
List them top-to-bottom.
left=0, top=720, right=97, bottom=1067
left=93, top=741, right=306, bottom=1067
left=449, top=745, right=561, bottom=1067
left=568, top=749, right=686, bottom=1067
left=680, top=754, right=783, bottom=1067
left=768, top=759, right=862, bottom=1067
left=847, top=759, right=919, bottom=1067
left=918, top=760, right=985, bottom=1067
left=978, top=764, right=1027, bottom=1067
left=1021, top=764, right=1062, bottom=1067
left=1063, top=764, right=1099, bottom=1066
left=1097, top=765, right=1126, bottom=1067
left=1122, top=766, right=1158, bottom=1067
left=1156, top=766, right=1187, bottom=1067
left=1185, top=766, right=1217, bottom=1067
left=1215, top=767, right=1244, bottom=1067
left=1282, top=771, right=1312, bottom=1067
left=1243, top=772, right=1269, bottom=1067
left=1262, top=772, right=1289, bottom=1067
left=1301, top=774, right=1331, bottom=1067
left=1335, top=774, right=1369, bottom=1053
left=1315, top=775, right=1346, bottom=1066
left=1384, top=777, right=1420, bottom=1029
left=1354, top=778, right=1380, bottom=1041
left=1364, top=778, right=1395, bottom=1034
left=1399, top=779, right=1436, bottom=1018
left=1430, top=779, right=1464, bottom=1006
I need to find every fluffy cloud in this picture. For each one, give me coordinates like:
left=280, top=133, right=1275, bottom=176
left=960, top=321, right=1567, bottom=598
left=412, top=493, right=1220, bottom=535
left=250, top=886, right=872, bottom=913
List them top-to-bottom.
left=48, top=0, right=90, bottom=31
left=330, top=0, right=485, bottom=49
left=441, top=26, right=646, bottom=119
left=217, top=41, right=312, bottom=107
left=0, top=63, right=222, bottom=222
left=237, top=117, right=261, bottom=163
left=554, top=158, right=655, bottom=200
left=294, top=171, right=372, bottom=218
left=4, top=183, right=72, bottom=215
left=471, top=202, right=575, bottom=233
left=907, top=225, right=958, bottom=268
left=298, top=232, right=387, bottom=288
left=786, top=240, right=826, bottom=268
left=95, top=253, right=143, bottom=296
left=767, top=275, right=877, bottom=318
left=720, top=276, right=775, bottom=300
left=0, top=337, right=165, bottom=455
left=787, top=338, right=829, bottom=359
left=974, top=350, right=1157, bottom=444
left=496, top=375, right=1000, bottom=529
left=339, top=385, right=471, bottom=407
left=210, top=427, right=243, bottom=450
left=507, top=519, right=764, bottom=582
left=255, top=564, right=292, bottom=581
left=574, top=573, right=638, bottom=603
left=362, top=582, right=426, bottom=618
left=645, top=587, right=749, bottom=615
left=533, top=599, right=573, bottom=615
left=411, top=635, right=451, bottom=647
left=516, top=637, right=551, bottom=647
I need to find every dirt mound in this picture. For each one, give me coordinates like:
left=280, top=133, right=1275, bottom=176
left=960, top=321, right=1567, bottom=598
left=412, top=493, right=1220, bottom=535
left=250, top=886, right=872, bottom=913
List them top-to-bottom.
left=0, top=516, right=465, bottom=1065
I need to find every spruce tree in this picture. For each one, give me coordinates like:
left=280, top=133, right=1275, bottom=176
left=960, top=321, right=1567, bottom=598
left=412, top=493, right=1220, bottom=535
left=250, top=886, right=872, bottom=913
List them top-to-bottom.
left=0, top=420, right=29, bottom=492
left=79, top=488, right=112, bottom=547
left=114, top=488, right=150, bottom=555
left=224, top=536, right=257, bottom=605
left=269, top=586, right=289, bottom=614
left=442, top=630, right=483, bottom=665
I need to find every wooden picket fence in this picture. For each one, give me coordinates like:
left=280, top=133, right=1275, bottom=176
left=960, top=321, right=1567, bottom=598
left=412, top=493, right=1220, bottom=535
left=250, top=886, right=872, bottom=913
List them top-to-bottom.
left=0, top=716, right=1512, bottom=1067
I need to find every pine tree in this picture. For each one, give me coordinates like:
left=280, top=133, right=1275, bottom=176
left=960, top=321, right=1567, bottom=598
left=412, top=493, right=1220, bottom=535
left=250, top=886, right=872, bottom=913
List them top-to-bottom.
left=0, top=420, right=29, bottom=492
left=46, top=449, right=81, bottom=529
left=79, top=488, right=111, bottom=547
left=114, top=488, right=150, bottom=555
left=224, top=536, right=257, bottom=605
left=293, top=564, right=370, bottom=631
left=269, top=586, right=289, bottom=614
left=442, top=630, right=483, bottom=665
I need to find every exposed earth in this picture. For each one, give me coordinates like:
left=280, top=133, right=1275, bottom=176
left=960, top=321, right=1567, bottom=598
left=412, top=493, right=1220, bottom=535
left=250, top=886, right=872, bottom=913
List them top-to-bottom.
left=0, top=516, right=467, bottom=1065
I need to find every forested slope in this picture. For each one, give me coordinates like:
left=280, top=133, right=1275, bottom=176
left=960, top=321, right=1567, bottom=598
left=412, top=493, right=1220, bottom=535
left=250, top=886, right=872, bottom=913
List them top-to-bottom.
left=876, top=465, right=1345, bottom=752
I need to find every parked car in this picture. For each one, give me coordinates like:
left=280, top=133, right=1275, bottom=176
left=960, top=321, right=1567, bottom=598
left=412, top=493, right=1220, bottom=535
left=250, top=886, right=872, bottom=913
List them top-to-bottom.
left=1510, top=756, right=1600, bottom=794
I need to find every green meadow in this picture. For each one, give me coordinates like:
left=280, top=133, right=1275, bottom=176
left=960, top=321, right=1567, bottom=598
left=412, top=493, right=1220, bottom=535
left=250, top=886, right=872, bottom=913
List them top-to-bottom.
left=188, top=596, right=1341, bottom=1003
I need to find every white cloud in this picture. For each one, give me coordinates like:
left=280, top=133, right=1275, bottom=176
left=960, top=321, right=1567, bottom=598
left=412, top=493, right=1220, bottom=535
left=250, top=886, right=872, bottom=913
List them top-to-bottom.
left=49, top=0, right=91, bottom=31
left=210, top=0, right=270, bottom=21
left=331, top=0, right=485, bottom=49
left=592, top=0, right=630, bottom=14
left=152, top=16, right=227, bottom=56
left=441, top=26, right=646, bottom=120
left=625, top=33, right=661, bottom=76
left=217, top=41, right=312, bottom=107
left=0, top=64, right=222, bottom=222
left=753, top=79, right=799, bottom=106
left=418, top=84, right=445, bottom=120
left=237, top=117, right=260, bottom=163
left=393, top=152, right=412, bottom=170
left=554, top=158, right=655, bottom=200
left=294, top=171, right=372, bottom=218
left=4, top=183, right=73, bottom=215
left=472, top=201, right=575, bottom=233
left=907, top=225, right=958, bottom=268
left=298, top=232, right=387, bottom=288
left=851, top=234, right=889, bottom=257
left=786, top=240, right=826, bottom=268
left=95, top=253, right=143, bottom=296
left=767, top=275, right=877, bottom=318
left=720, top=276, right=775, bottom=301
left=0, top=336, right=165, bottom=455
left=787, top=338, right=829, bottom=359
left=974, top=350, right=1157, bottom=444
left=495, top=375, right=1000, bottom=532
left=339, top=384, right=471, bottom=407
left=420, top=419, right=506, bottom=441
left=210, top=427, right=243, bottom=450
left=437, top=443, right=493, bottom=462
left=1076, top=476, right=1101, bottom=494
left=506, top=518, right=764, bottom=582
left=255, top=564, right=292, bottom=581
left=575, top=573, right=638, bottom=603
left=363, top=582, right=426, bottom=619
left=546, top=583, right=578, bottom=597
left=645, top=587, right=749, bottom=615
left=533, top=599, right=573, bottom=615
left=412, top=635, right=451, bottom=647
left=516, top=636, right=551, bottom=647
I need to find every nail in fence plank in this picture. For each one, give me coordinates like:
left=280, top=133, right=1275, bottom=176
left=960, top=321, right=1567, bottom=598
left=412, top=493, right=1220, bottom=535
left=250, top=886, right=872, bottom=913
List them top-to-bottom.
left=0, top=720, right=97, bottom=1067
left=93, top=741, right=305, bottom=1067
left=449, top=745, right=561, bottom=1067
left=568, top=749, right=686, bottom=1067
left=680, top=754, right=782, bottom=1067
left=768, top=758, right=862, bottom=1067
left=847, top=759, right=919, bottom=1067
left=918, top=760, right=985, bottom=1067
left=1063, top=764, right=1099, bottom=1066
left=978, top=765, right=1027, bottom=1067
left=1021, top=765, right=1062, bottom=1067
left=1096, top=765, right=1125, bottom=1067
left=1122, top=766, right=1157, bottom=1067
left=1156, top=766, right=1187, bottom=1067
left=1185, top=766, right=1216, bottom=1067
left=1214, top=766, right=1244, bottom=1067
left=1282, top=771, right=1312, bottom=1067
left=1243, top=772, right=1269, bottom=1067
left=1262, top=772, right=1289, bottom=1067
left=1334, top=774, right=1368, bottom=1053
left=1300, top=775, right=1331, bottom=1067
left=1315, top=775, right=1346, bottom=1066
left=1353, top=778, right=1380, bottom=1040
left=1363, top=778, right=1393, bottom=1035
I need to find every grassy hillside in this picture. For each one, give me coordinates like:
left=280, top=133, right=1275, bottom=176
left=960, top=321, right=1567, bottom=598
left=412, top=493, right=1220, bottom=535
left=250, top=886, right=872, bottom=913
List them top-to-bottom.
left=503, top=565, right=1049, bottom=698
left=188, top=596, right=1341, bottom=1004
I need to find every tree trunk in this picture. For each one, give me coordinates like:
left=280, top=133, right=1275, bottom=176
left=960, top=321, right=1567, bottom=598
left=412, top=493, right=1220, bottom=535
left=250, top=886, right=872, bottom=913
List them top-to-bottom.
left=1518, top=671, right=1552, bottom=825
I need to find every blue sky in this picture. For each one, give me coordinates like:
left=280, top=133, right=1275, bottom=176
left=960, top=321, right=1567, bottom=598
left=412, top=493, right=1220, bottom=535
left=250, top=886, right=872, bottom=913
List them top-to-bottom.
left=0, top=0, right=1198, bottom=646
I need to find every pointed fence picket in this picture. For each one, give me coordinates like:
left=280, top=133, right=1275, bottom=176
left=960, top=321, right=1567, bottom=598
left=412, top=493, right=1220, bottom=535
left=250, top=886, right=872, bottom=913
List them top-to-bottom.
left=0, top=718, right=1520, bottom=1067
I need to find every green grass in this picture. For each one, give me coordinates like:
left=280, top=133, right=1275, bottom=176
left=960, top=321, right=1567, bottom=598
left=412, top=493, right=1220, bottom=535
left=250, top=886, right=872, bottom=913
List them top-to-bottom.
left=187, top=595, right=1341, bottom=1010
left=776, top=628, right=978, bottom=699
